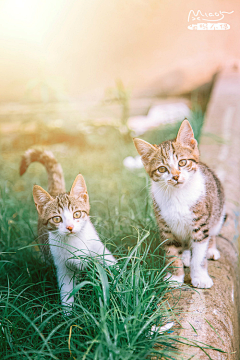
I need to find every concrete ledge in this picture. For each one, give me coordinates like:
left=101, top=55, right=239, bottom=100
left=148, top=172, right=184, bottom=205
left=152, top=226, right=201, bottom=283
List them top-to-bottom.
left=172, top=68, right=240, bottom=359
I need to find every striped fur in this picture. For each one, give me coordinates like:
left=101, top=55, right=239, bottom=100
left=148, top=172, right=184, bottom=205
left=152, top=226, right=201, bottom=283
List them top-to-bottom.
left=134, top=120, right=225, bottom=288
left=20, top=149, right=65, bottom=196
left=20, top=150, right=116, bottom=310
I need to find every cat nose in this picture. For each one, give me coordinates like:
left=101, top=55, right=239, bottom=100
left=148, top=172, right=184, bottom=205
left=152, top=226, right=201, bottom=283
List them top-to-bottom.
left=172, top=175, right=179, bottom=181
left=66, top=225, right=74, bottom=232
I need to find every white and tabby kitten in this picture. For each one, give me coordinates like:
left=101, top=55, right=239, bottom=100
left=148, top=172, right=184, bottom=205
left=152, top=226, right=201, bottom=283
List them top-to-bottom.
left=134, top=120, right=225, bottom=289
left=20, top=149, right=116, bottom=309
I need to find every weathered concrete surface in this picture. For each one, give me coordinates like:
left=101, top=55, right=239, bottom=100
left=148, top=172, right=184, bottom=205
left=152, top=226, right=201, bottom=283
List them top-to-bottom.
left=170, top=68, right=240, bottom=359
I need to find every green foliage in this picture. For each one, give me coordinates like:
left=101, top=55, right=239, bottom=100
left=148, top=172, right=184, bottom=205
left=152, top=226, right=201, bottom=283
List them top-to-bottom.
left=0, top=111, right=207, bottom=359
left=0, top=180, right=177, bottom=360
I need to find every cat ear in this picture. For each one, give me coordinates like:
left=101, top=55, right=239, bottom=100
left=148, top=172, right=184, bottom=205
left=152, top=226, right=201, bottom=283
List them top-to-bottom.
left=176, top=119, right=197, bottom=149
left=133, top=138, right=157, bottom=165
left=70, top=174, right=88, bottom=203
left=33, top=185, right=53, bottom=215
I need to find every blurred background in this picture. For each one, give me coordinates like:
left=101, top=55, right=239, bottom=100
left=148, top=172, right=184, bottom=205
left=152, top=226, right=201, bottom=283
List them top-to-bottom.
left=0, top=0, right=240, bottom=183
left=0, top=0, right=240, bottom=102
left=1, top=0, right=240, bottom=143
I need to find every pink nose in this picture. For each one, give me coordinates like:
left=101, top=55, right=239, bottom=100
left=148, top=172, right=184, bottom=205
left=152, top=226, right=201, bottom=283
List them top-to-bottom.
left=66, top=225, right=74, bottom=232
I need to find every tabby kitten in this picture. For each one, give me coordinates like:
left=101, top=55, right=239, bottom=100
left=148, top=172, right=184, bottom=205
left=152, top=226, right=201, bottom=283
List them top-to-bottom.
left=134, top=120, right=225, bottom=289
left=20, top=149, right=116, bottom=308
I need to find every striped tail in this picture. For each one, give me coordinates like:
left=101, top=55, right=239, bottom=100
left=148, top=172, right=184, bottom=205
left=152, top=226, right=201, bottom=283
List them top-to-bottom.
left=20, top=149, right=66, bottom=196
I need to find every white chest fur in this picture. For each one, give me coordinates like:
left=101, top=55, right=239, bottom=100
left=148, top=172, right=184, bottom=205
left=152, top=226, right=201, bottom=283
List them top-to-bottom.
left=152, top=169, right=205, bottom=241
left=48, top=219, right=115, bottom=308
left=49, top=219, right=115, bottom=269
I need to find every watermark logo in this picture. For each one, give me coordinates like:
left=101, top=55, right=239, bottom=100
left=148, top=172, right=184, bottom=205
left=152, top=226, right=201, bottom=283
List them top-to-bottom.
left=188, top=10, right=234, bottom=30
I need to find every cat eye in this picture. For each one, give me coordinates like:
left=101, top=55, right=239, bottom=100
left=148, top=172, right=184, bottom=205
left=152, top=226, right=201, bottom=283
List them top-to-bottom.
left=178, top=159, right=187, bottom=167
left=158, top=166, right=167, bottom=173
left=73, top=211, right=82, bottom=219
left=52, top=216, right=62, bottom=223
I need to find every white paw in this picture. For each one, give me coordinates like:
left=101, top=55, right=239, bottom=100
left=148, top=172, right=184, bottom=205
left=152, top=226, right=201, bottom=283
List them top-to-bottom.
left=207, top=248, right=220, bottom=260
left=182, top=250, right=191, bottom=267
left=164, top=272, right=184, bottom=286
left=191, top=273, right=213, bottom=289
left=61, top=295, right=74, bottom=315
left=62, top=305, right=73, bottom=316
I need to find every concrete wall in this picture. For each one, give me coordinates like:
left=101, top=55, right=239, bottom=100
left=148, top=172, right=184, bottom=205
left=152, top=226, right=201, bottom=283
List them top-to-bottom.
left=176, top=68, right=240, bottom=359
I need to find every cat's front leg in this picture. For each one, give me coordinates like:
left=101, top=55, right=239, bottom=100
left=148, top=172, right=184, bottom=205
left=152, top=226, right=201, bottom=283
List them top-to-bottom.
left=190, top=205, right=213, bottom=288
left=155, top=213, right=184, bottom=285
left=86, top=234, right=117, bottom=267
left=190, top=238, right=213, bottom=288
left=164, top=242, right=185, bottom=285
left=99, top=248, right=116, bottom=267
left=56, top=264, right=75, bottom=311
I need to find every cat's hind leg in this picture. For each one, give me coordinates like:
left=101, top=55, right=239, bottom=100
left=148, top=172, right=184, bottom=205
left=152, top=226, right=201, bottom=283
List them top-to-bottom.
left=207, top=207, right=225, bottom=260
left=207, top=236, right=220, bottom=260
left=182, top=250, right=191, bottom=267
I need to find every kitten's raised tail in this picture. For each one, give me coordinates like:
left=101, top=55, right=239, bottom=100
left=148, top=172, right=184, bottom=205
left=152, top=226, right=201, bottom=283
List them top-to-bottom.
left=20, top=149, right=66, bottom=196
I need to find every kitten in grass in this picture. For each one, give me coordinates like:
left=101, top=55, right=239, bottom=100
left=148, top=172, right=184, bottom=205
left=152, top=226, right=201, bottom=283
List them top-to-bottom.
left=134, top=120, right=225, bottom=289
left=20, top=149, right=116, bottom=309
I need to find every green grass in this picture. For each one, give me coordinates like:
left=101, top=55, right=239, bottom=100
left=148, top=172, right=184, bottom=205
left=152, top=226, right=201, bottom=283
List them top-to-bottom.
left=0, top=112, right=206, bottom=359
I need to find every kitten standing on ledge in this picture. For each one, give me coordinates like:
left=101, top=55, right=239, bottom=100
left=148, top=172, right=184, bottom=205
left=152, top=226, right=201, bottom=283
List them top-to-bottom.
left=134, top=120, right=225, bottom=289
left=20, top=149, right=116, bottom=309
